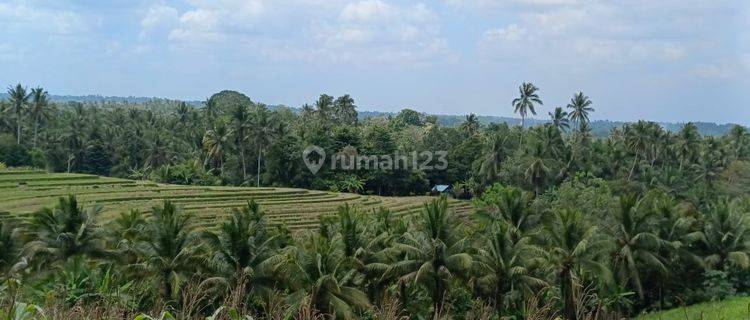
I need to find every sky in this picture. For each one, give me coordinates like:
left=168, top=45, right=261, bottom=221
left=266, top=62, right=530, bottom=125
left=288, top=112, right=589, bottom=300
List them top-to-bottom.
left=0, top=0, right=749, bottom=124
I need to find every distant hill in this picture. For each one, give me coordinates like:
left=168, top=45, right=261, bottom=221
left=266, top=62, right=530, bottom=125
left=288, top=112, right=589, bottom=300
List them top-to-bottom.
left=0, top=93, right=742, bottom=137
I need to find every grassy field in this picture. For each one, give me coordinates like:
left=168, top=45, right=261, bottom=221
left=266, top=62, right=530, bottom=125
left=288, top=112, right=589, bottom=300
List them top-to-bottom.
left=0, top=169, right=472, bottom=231
left=635, top=297, right=750, bottom=320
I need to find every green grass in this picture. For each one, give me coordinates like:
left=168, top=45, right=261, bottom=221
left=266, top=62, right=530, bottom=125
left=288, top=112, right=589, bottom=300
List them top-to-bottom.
left=0, top=169, right=472, bottom=231
left=635, top=297, right=750, bottom=320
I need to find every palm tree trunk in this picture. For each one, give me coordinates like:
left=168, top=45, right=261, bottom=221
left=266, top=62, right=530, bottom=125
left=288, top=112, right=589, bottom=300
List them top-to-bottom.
left=16, top=110, right=21, bottom=145
left=519, top=115, right=525, bottom=145
left=33, top=116, right=38, bottom=149
left=239, top=144, right=247, bottom=179
left=257, top=146, right=261, bottom=187
left=628, top=150, right=639, bottom=181
left=561, top=268, right=576, bottom=320
left=163, top=270, right=172, bottom=301
left=434, top=277, right=445, bottom=316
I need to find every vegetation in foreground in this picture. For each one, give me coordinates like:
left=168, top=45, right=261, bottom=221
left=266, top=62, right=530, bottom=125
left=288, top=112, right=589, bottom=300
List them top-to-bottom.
left=0, top=82, right=749, bottom=319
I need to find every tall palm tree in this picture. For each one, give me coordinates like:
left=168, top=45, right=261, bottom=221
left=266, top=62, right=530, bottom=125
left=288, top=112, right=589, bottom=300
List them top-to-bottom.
left=511, top=82, right=543, bottom=130
left=7, top=83, right=31, bottom=144
left=29, top=87, right=50, bottom=148
left=566, top=92, right=594, bottom=129
left=333, top=94, right=358, bottom=125
left=204, top=95, right=220, bottom=122
left=230, top=103, right=251, bottom=179
left=250, top=105, right=278, bottom=187
left=549, top=106, right=570, bottom=132
left=460, top=113, right=480, bottom=135
left=625, top=121, right=651, bottom=181
left=203, top=122, right=232, bottom=174
left=675, top=123, right=700, bottom=170
left=535, top=124, right=565, bottom=158
left=728, top=125, right=749, bottom=158
left=479, top=132, right=508, bottom=184
left=145, top=133, right=172, bottom=168
left=524, top=143, right=551, bottom=196
left=610, top=194, right=667, bottom=300
left=26, top=195, right=106, bottom=264
left=651, top=195, right=704, bottom=308
left=386, top=196, right=472, bottom=314
left=136, top=201, right=202, bottom=302
left=545, top=209, right=610, bottom=320
left=473, top=223, right=546, bottom=313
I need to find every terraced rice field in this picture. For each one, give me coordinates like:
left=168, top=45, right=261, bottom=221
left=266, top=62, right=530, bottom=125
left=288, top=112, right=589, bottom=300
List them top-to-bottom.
left=0, top=169, right=473, bottom=231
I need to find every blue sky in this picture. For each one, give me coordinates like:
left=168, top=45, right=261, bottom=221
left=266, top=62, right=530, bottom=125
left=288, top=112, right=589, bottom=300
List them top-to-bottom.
left=1, top=0, right=748, bottom=124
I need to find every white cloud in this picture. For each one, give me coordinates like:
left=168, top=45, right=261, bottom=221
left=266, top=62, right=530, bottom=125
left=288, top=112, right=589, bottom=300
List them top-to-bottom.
left=142, top=0, right=454, bottom=66
left=340, top=0, right=395, bottom=22
left=445, top=0, right=582, bottom=9
left=307, top=1, right=453, bottom=65
left=0, top=2, right=88, bottom=35
left=141, top=4, right=178, bottom=29
left=482, top=24, right=527, bottom=42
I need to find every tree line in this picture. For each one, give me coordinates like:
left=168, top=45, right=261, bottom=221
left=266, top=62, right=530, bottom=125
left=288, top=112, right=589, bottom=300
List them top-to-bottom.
left=1, top=83, right=748, bottom=198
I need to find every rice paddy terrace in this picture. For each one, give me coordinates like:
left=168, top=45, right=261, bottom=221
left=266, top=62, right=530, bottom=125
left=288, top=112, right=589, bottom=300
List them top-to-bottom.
left=0, top=169, right=473, bottom=231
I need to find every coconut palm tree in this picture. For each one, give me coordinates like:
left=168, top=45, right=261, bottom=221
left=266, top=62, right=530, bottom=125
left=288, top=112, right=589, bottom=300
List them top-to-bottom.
left=511, top=82, right=543, bottom=131
left=7, top=83, right=30, bottom=144
left=29, top=87, right=50, bottom=149
left=566, top=92, right=594, bottom=129
left=333, top=94, right=358, bottom=125
left=204, top=95, right=220, bottom=122
left=230, top=103, right=252, bottom=179
left=249, top=105, right=278, bottom=187
left=549, top=106, right=570, bottom=132
left=460, top=113, right=480, bottom=135
left=625, top=121, right=651, bottom=181
left=203, top=122, right=232, bottom=174
left=675, top=123, right=700, bottom=170
left=535, top=124, right=565, bottom=158
left=728, top=125, right=749, bottom=158
left=479, top=132, right=508, bottom=184
left=145, top=133, right=172, bottom=168
left=524, top=143, right=551, bottom=196
left=474, top=185, right=534, bottom=238
left=610, top=194, right=668, bottom=300
left=651, top=194, right=704, bottom=308
left=26, top=195, right=106, bottom=264
left=386, top=196, right=472, bottom=314
left=702, top=198, right=750, bottom=270
left=203, top=200, right=283, bottom=306
left=136, top=201, right=202, bottom=302
left=110, top=209, right=146, bottom=265
left=545, top=209, right=610, bottom=320
left=0, top=221, right=25, bottom=280
left=473, top=222, right=546, bottom=313
left=280, top=234, right=372, bottom=319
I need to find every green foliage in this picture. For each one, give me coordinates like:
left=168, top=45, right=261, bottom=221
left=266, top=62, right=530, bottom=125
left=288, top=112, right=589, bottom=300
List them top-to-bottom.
left=0, top=84, right=749, bottom=319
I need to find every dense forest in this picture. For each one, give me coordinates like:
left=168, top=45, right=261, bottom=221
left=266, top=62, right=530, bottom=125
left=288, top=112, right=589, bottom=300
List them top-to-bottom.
left=1, top=82, right=750, bottom=319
